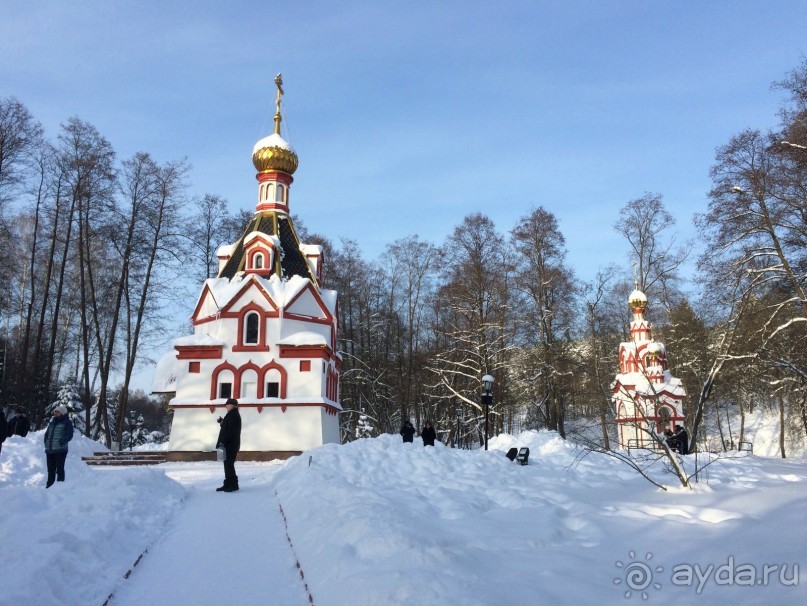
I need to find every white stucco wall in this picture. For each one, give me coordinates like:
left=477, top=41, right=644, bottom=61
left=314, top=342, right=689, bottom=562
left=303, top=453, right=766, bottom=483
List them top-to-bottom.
left=168, top=405, right=340, bottom=451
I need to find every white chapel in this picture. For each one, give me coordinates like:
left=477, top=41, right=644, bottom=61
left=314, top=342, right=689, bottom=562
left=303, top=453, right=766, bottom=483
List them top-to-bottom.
left=153, top=76, right=341, bottom=458
left=611, top=285, right=686, bottom=449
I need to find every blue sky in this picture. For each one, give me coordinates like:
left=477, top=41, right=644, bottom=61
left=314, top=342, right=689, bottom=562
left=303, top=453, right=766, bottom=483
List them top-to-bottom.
left=2, top=1, right=806, bottom=286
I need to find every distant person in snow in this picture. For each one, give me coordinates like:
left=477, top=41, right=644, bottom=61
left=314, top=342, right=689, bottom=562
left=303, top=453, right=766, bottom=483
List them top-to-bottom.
left=216, top=398, right=242, bottom=492
left=44, top=405, right=74, bottom=487
left=8, top=407, right=31, bottom=437
left=0, top=408, right=7, bottom=456
left=400, top=420, right=415, bottom=443
left=421, top=420, right=436, bottom=446
left=674, top=425, right=689, bottom=455
left=664, top=428, right=680, bottom=454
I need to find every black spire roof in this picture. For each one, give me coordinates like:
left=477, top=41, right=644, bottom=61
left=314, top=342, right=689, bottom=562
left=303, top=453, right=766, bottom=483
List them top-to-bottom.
left=217, top=211, right=316, bottom=284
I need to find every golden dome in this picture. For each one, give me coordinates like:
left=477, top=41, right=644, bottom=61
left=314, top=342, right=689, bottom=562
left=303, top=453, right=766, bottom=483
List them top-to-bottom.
left=252, top=73, right=298, bottom=175
left=252, top=134, right=298, bottom=175
left=628, top=289, right=648, bottom=311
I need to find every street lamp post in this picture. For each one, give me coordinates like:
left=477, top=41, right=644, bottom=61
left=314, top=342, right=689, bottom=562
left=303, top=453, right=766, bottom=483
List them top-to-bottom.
left=482, top=374, right=494, bottom=451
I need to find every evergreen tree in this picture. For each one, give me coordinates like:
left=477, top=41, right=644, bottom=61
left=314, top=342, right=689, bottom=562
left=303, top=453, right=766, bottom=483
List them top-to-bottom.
left=49, top=381, right=85, bottom=434
left=355, top=412, right=375, bottom=439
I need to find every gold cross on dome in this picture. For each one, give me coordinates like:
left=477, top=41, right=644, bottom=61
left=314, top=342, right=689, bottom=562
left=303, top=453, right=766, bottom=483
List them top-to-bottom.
left=273, top=73, right=284, bottom=134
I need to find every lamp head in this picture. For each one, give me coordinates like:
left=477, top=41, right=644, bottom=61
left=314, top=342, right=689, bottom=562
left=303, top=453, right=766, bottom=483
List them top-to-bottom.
left=482, top=374, right=495, bottom=394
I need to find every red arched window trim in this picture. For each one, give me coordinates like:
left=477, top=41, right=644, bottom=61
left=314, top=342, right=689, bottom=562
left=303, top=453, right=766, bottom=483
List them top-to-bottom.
left=210, top=361, right=238, bottom=400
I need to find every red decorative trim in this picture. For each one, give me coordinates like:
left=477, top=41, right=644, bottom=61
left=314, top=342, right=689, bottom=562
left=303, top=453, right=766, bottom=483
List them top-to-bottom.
left=257, top=172, right=294, bottom=186
left=256, top=201, right=289, bottom=212
left=217, top=277, right=280, bottom=317
left=285, top=283, right=333, bottom=322
left=231, top=302, right=272, bottom=351
left=279, top=345, right=332, bottom=359
left=176, top=346, right=223, bottom=360
left=235, top=360, right=261, bottom=399
left=299, top=360, right=311, bottom=372
left=189, top=361, right=200, bottom=373
left=210, top=361, right=237, bottom=400
left=259, top=361, right=288, bottom=399
left=281, top=404, right=287, bottom=413
left=209, top=406, right=215, bottom=413
left=257, top=406, right=263, bottom=413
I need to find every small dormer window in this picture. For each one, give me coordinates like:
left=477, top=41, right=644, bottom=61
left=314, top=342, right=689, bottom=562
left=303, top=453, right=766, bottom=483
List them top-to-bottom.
left=254, top=253, right=264, bottom=269
left=245, top=312, right=259, bottom=345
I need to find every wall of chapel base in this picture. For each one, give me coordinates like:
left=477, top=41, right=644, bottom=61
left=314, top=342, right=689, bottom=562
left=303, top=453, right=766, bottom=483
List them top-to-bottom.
left=168, top=405, right=339, bottom=452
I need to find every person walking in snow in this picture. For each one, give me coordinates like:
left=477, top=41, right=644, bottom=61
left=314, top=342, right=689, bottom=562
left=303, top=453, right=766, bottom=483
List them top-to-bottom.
left=216, top=398, right=242, bottom=492
left=44, top=405, right=74, bottom=487
left=8, top=407, right=31, bottom=437
left=400, top=420, right=415, bottom=443
left=421, top=420, right=436, bottom=446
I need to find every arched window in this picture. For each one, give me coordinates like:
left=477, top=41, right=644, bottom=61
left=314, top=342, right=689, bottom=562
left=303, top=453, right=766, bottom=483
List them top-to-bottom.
left=276, top=184, right=285, bottom=203
left=254, top=253, right=264, bottom=269
left=244, top=312, right=259, bottom=345
left=264, top=367, right=282, bottom=398
left=240, top=368, right=258, bottom=399
left=217, top=369, right=234, bottom=399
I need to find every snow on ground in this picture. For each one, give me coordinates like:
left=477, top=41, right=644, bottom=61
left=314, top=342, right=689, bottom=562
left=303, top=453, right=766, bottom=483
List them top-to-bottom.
left=2, top=429, right=806, bottom=606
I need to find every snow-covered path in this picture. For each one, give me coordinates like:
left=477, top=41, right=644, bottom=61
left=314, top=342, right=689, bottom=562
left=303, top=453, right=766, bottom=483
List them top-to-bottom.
left=108, top=461, right=308, bottom=606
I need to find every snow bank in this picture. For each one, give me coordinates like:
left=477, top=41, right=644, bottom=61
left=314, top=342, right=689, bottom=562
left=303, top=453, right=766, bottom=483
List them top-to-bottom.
left=1, top=431, right=184, bottom=605
left=272, top=431, right=807, bottom=605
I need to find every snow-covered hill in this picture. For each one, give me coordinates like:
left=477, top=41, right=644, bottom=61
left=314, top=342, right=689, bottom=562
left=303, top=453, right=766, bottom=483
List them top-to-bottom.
left=2, top=429, right=805, bottom=605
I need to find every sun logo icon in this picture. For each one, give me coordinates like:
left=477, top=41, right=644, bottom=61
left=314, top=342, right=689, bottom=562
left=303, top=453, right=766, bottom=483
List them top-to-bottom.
left=614, top=551, right=663, bottom=600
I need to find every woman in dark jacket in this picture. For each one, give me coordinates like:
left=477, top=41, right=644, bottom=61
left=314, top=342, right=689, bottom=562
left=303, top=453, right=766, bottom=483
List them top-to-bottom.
left=216, top=398, right=242, bottom=492
left=44, top=405, right=74, bottom=487
left=421, top=420, right=436, bottom=446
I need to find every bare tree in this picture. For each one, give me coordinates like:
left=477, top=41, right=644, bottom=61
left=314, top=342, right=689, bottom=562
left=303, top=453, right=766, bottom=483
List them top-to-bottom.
left=114, top=155, right=189, bottom=441
left=614, top=193, right=687, bottom=312
left=185, top=194, right=233, bottom=283
left=510, top=207, right=576, bottom=436
left=426, top=213, right=514, bottom=445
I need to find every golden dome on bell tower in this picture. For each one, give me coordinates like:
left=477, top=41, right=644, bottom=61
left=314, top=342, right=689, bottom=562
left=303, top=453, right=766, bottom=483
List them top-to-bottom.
left=252, top=73, right=299, bottom=175
left=628, top=289, right=648, bottom=311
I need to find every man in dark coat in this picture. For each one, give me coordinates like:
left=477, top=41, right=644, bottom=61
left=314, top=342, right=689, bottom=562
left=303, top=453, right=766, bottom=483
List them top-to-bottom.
left=216, top=398, right=242, bottom=492
left=44, top=405, right=74, bottom=487
left=0, top=408, right=7, bottom=456
left=8, top=408, right=31, bottom=437
left=400, top=420, right=415, bottom=443
left=421, top=420, right=436, bottom=446
left=674, top=425, right=689, bottom=455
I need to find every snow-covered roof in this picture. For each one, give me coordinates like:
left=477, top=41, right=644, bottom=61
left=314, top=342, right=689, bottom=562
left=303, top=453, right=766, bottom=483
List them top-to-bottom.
left=252, top=133, right=293, bottom=154
left=243, top=231, right=281, bottom=249
left=216, top=244, right=234, bottom=258
left=300, top=244, right=323, bottom=256
left=196, top=274, right=323, bottom=317
left=319, top=288, right=337, bottom=316
left=628, top=289, right=647, bottom=304
left=277, top=331, right=328, bottom=346
left=173, top=333, right=225, bottom=347
left=151, top=350, right=181, bottom=393
left=612, top=370, right=686, bottom=397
